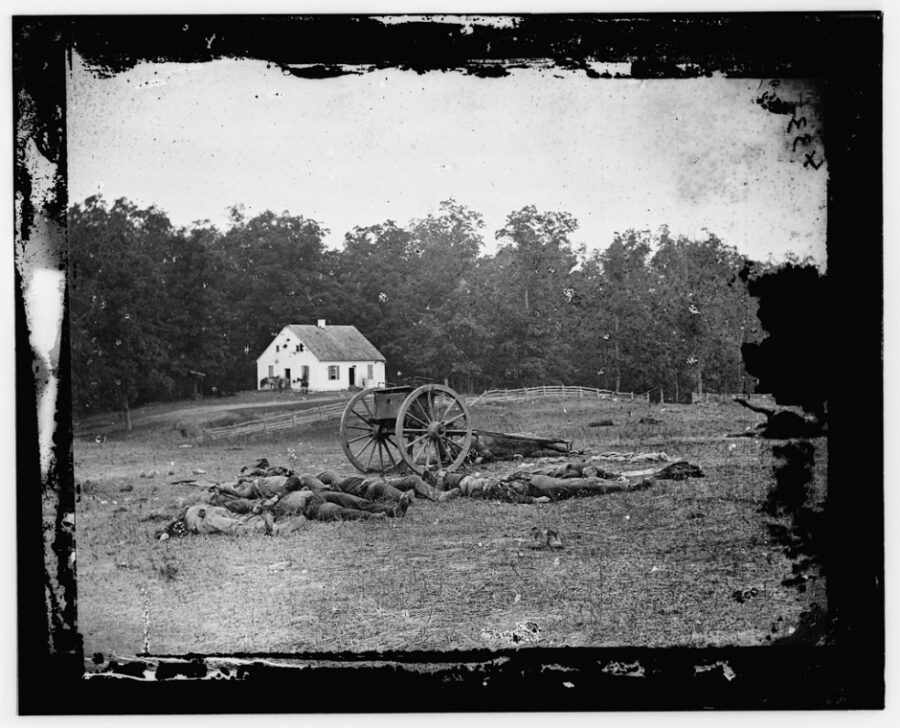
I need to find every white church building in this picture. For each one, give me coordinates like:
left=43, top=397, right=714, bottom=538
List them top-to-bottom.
left=256, top=320, right=386, bottom=392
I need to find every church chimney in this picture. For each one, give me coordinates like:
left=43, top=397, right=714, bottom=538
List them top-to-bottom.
left=317, top=319, right=326, bottom=329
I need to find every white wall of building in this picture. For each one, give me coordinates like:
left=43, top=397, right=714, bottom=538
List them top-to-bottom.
left=256, top=326, right=385, bottom=392
left=307, top=359, right=386, bottom=392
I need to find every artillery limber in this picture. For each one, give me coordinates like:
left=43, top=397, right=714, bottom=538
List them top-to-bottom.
left=339, top=384, right=473, bottom=475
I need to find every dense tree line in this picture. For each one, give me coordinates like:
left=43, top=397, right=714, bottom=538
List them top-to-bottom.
left=68, top=195, right=805, bottom=421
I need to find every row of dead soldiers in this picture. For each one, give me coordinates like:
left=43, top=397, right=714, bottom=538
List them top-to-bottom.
left=156, top=458, right=703, bottom=540
left=157, top=469, right=443, bottom=539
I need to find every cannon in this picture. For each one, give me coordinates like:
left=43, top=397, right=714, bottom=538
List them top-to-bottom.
left=339, top=384, right=473, bottom=475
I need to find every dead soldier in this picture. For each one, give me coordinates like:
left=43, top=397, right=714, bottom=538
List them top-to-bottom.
left=238, top=457, right=293, bottom=478
left=431, top=470, right=655, bottom=503
left=316, top=471, right=442, bottom=502
left=213, top=473, right=314, bottom=500
left=264, top=488, right=409, bottom=519
left=263, top=490, right=391, bottom=522
left=156, top=505, right=307, bottom=539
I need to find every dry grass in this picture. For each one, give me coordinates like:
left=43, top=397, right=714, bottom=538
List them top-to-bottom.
left=75, top=389, right=352, bottom=441
left=75, top=397, right=826, bottom=657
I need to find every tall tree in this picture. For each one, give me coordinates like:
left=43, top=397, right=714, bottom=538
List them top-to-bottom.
left=68, top=192, right=777, bottom=410
left=68, top=196, right=178, bottom=427
left=400, top=200, right=486, bottom=388
left=488, top=206, right=583, bottom=386
left=210, top=208, right=332, bottom=390
left=333, top=220, right=418, bottom=381
left=163, top=223, right=232, bottom=395
left=596, top=229, right=655, bottom=392
left=649, top=231, right=753, bottom=400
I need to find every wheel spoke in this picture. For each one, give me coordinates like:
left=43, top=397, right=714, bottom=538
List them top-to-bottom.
left=359, top=395, right=375, bottom=419
left=417, top=396, right=433, bottom=421
left=440, top=397, right=456, bottom=421
left=351, top=409, right=372, bottom=426
left=405, top=410, right=429, bottom=428
left=444, top=410, right=468, bottom=426
left=345, top=424, right=373, bottom=432
left=405, top=432, right=431, bottom=450
left=347, top=433, right=373, bottom=445
left=385, top=436, right=406, bottom=470
left=354, top=437, right=376, bottom=462
left=443, top=437, right=463, bottom=453
left=448, top=437, right=465, bottom=458
left=436, top=439, right=452, bottom=467
left=411, top=440, right=427, bottom=466
left=432, top=440, right=443, bottom=467
left=366, top=441, right=377, bottom=471
left=377, top=441, right=385, bottom=472
left=382, top=441, right=398, bottom=467
left=431, top=441, right=440, bottom=468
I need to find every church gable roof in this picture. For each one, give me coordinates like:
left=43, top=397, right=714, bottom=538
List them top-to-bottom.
left=284, top=324, right=385, bottom=362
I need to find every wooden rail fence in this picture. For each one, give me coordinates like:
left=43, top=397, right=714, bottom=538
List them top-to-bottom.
left=202, top=385, right=649, bottom=440
left=467, top=385, right=646, bottom=407
left=690, top=392, right=776, bottom=405
left=202, top=402, right=346, bottom=440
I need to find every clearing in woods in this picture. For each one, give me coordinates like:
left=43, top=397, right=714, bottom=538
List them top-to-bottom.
left=73, top=395, right=826, bottom=656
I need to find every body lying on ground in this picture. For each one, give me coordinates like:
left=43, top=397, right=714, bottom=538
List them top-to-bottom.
left=470, top=431, right=571, bottom=462
left=159, top=454, right=704, bottom=539
left=239, top=458, right=293, bottom=478
left=429, top=460, right=704, bottom=503
left=523, top=461, right=618, bottom=479
left=316, top=472, right=440, bottom=502
left=432, top=472, right=652, bottom=503
left=158, top=473, right=410, bottom=538
left=214, top=473, right=329, bottom=500
left=174, top=477, right=305, bottom=512
left=174, top=486, right=263, bottom=514
left=265, top=489, right=408, bottom=519
left=272, top=490, right=394, bottom=521
left=156, top=505, right=308, bottom=539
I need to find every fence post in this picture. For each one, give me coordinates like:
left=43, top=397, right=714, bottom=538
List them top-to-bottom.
left=631, top=392, right=634, bottom=401
left=292, top=413, right=296, bottom=427
left=263, top=419, right=268, bottom=435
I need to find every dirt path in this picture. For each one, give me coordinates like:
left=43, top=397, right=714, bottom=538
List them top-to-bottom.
left=75, top=393, right=352, bottom=434
left=136, top=396, right=349, bottom=423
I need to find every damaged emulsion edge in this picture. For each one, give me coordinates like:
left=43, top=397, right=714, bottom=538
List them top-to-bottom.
left=19, top=14, right=834, bottom=698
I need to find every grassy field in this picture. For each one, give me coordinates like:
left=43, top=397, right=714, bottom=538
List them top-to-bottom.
left=75, top=388, right=354, bottom=440
left=74, top=396, right=826, bottom=658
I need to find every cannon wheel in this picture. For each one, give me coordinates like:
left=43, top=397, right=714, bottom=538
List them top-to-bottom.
left=395, top=384, right=472, bottom=474
left=339, top=388, right=406, bottom=474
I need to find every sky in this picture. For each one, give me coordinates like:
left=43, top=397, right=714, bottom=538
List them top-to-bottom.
left=67, top=50, right=828, bottom=267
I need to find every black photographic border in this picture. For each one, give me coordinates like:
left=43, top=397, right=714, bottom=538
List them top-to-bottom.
left=14, top=12, right=884, bottom=712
